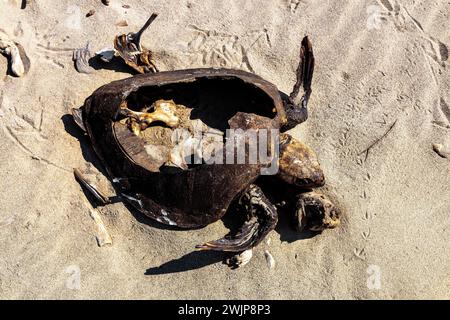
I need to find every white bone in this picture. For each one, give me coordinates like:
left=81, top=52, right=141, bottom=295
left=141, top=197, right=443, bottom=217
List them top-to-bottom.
left=89, top=209, right=112, bottom=247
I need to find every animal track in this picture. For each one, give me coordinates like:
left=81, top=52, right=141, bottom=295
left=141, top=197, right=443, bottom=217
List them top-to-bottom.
left=288, top=0, right=302, bottom=13
left=377, top=0, right=448, bottom=70
left=377, top=0, right=406, bottom=31
left=379, top=0, right=394, bottom=12
left=13, top=21, right=24, bottom=37
left=183, top=26, right=271, bottom=72
left=421, top=37, right=448, bottom=68
left=438, top=42, right=449, bottom=62
left=35, top=43, right=74, bottom=69
left=0, top=91, right=69, bottom=172
left=432, top=98, right=450, bottom=129
left=338, top=127, right=351, bottom=147
left=360, top=190, right=368, bottom=199
left=362, top=211, right=376, bottom=221
left=361, top=228, right=371, bottom=241
left=353, top=247, right=367, bottom=261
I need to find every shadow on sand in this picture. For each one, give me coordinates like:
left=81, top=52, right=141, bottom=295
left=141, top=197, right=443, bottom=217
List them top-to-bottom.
left=89, top=56, right=139, bottom=75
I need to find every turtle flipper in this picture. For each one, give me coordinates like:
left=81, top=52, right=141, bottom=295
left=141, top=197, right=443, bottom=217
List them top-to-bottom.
left=281, top=36, right=315, bottom=132
left=196, top=184, right=278, bottom=256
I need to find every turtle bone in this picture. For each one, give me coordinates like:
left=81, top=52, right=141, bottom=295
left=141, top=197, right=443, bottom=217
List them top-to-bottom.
left=121, top=100, right=180, bottom=135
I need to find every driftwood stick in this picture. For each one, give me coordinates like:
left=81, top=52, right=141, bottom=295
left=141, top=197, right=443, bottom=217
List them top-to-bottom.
left=359, top=119, right=398, bottom=161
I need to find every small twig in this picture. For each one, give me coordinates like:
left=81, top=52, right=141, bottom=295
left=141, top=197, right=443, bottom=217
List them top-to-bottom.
left=359, top=119, right=398, bottom=161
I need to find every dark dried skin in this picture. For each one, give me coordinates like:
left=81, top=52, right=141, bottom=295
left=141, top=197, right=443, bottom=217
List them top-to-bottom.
left=76, top=36, right=340, bottom=263
left=280, top=36, right=315, bottom=132
left=81, top=68, right=284, bottom=228
left=278, top=133, right=324, bottom=188
left=256, top=177, right=339, bottom=234
left=196, top=184, right=278, bottom=252
left=295, top=191, right=340, bottom=232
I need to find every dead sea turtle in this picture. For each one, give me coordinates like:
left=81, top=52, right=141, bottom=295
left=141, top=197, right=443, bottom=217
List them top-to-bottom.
left=72, top=19, right=340, bottom=267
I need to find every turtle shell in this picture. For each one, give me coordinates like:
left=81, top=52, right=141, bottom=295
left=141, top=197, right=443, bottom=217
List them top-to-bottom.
left=82, top=68, right=285, bottom=228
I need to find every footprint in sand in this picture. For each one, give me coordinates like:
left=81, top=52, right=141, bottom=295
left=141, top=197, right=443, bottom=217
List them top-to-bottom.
left=432, top=98, right=450, bottom=129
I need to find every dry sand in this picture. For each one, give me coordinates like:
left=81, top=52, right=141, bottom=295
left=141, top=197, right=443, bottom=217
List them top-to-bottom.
left=0, top=0, right=449, bottom=299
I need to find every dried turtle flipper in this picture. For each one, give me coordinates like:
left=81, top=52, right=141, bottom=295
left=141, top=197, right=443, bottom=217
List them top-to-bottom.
left=114, top=13, right=159, bottom=73
left=0, top=30, right=30, bottom=77
left=281, top=36, right=315, bottom=132
left=72, top=42, right=95, bottom=74
left=196, top=184, right=278, bottom=253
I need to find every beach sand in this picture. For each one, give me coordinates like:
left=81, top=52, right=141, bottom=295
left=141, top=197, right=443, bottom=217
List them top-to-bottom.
left=0, top=0, right=448, bottom=299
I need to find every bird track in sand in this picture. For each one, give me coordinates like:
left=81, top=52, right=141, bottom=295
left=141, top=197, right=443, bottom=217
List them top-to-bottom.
left=288, top=0, right=302, bottom=13
left=376, top=0, right=448, bottom=84
left=183, top=25, right=271, bottom=72
left=0, top=91, right=69, bottom=173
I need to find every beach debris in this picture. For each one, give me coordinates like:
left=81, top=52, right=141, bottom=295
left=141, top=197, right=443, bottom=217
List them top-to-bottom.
left=101, top=0, right=110, bottom=5
left=122, top=4, right=130, bottom=9
left=86, top=9, right=96, bottom=18
left=114, top=13, right=158, bottom=73
left=116, top=20, right=128, bottom=27
left=0, top=30, right=30, bottom=77
left=72, top=42, right=94, bottom=74
left=96, top=47, right=116, bottom=63
left=432, top=143, right=450, bottom=159
left=74, top=168, right=111, bottom=205
left=89, top=209, right=112, bottom=247
left=226, top=249, right=253, bottom=269
left=264, top=250, right=276, bottom=269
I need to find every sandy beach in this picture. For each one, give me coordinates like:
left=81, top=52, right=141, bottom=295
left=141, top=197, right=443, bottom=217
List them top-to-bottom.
left=0, top=0, right=448, bottom=299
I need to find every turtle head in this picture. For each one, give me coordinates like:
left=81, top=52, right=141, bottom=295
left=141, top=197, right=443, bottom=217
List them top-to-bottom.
left=277, top=133, right=325, bottom=188
left=295, top=191, right=340, bottom=232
